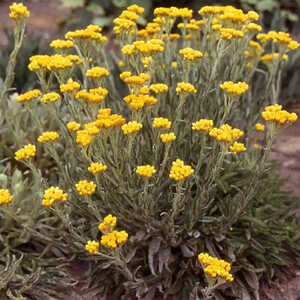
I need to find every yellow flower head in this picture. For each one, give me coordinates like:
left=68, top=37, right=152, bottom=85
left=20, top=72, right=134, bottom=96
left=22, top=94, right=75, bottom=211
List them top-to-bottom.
left=9, top=2, right=30, bottom=21
left=127, top=4, right=144, bottom=15
left=246, top=23, right=262, bottom=33
left=220, top=28, right=244, bottom=40
left=50, top=39, right=74, bottom=49
left=288, top=40, right=299, bottom=51
left=179, top=48, right=203, bottom=62
left=261, top=53, right=288, bottom=64
left=46, top=54, right=73, bottom=71
left=171, top=61, right=178, bottom=68
left=86, top=67, right=110, bottom=79
left=124, top=73, right=151, bottom=86
left=60, top=78, right=80, bottom=93
left=220, top=81, right=248, bottom=97
left=176, top=82, right=197, bottom=94
left=149, top=84, right=168, bottom=94
left=17, top=89, right=42, bottom=102
left=75, top=89, right=105, bottom=104
left=40, top=92, right=61, bottom=103
left=261, top=104, right=298, bottom=125
left=153, top=117, right=171, bottom=130
left=192, top=119, right=214, bottom=132
left=67, top=121, right=81, bottom=132
left=122, top=121, right=143, bottom=135
left=255, top=123, right=265, bottom=131
left=209, top=124, right=244, bottom=143
left=76, top=130, right=93, bottom=147
left=38, top=131, right=59, bottom=143
left=160, top=132, right=176, bottom=144
left=229, top=142, right=246, bottom=154
left=15, top=144, right=36, bottom=161
left=169, top=159, right=194, bottom=181
left=88, top=162, right=107, bottom=175
left=136, top=165, right=156, bottom=178
left=75, top=180, right=96, bottom=196
left=42, top=186, right=68, bottom=207
left=0, top=189, right=13, bottom=205
left=98, top=214, right=117, bottom=233
left=101, top=230, right=128, bottom=249
left=85, top=240, right=99, bottom=255
left=198, top=252, right=234, bottom=282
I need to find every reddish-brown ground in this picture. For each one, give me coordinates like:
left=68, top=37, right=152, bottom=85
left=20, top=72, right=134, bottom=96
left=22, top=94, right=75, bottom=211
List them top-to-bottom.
left=1, top=1, right=300, bottom=298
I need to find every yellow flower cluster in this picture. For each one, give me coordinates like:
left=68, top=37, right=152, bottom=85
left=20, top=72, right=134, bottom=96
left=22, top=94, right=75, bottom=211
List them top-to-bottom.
left=9, top=2, right=29, bottom=21
left=113, top=5, right=144, bottom=35
left=154, top=7, right=193, bottom=19
left=178, top=19, right=204, bottom=33
left=246, top=23, right=262, bottom=32
left=65, top=25, right=107, bottom=44
left=220, top=28, right=244, bottom=40
left=50, top=39, right=74, bottom=49
left=131, top=39, right=165, bottom=56
left=288, top=40, right=300, bottom=50
left=179, top=48, right=203, bottom=62
left=261, top=53, right=288, bottom=63
left=28, top=54, right=81, bottom=72
left=45, top=54, right=73, bottom=71
left=86, top=67, right=110, bottom=79
left=123, top=73, right=151, bottom=86
left=60, top=78, right=80, bottom=93
left=220, top=81, right=248, bottom=96
left=176, top=82, right=197, bottom=94
left=149, top=84, right=168, bottom=94
left=17, top=89, right=41, bottom=102
left=75, top=89, right=106, bottom=103
left=40, top=92, right=61, bottom=103
left=123, top=94, right=157, bottom=110
left=261, top=104, right=298, bottom=125
left=96, top=108, right=126, bottom=129
left=153, top=117, right=171, bottom=129
left=192, top=119, right=214, bottom=132
left=67, top=121, right=81, bottom=132
left=121, top=121, right=143, bottom=135
left=83, top=123, right=100, bottom=136
left=255, top=123, right=265, bottom=131
left=209, top=124, right=244, bottom=143
left=76, top=130, right=93, bottom=147
left=38, top=131, right=59, bottom=143
left=160, top=132, right=176, bottom=144
left=230, top=142, right=247, bottom=154
left=14, top=144, right=36, bottom=161
left=169, top=159, right=194, bottom=181
left=88, top=162, right=107, bottom=175
left=136, top=165, right=156, bottom=178
left=75, top=180, right=96, bottom=196
left=42, top=186, right=68, bottom=207
left=0, top=189, right=13, bottom=205
left=98, top=214, right=117, bottom=233
left=101, top=230, right=128, bottom=249
left=85, top=240, right=99, bottom=254
left=198, top=253, right=233, bottom=282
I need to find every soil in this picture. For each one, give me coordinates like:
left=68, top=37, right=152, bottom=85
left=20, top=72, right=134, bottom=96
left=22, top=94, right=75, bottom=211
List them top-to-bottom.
left=0, top=1, right=300, bottom=299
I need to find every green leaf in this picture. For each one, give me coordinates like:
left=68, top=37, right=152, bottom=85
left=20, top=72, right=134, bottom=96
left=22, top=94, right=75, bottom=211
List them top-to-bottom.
left=61, top=0, right=85, bottom=8
left=112, top=0, right=128, bottom=8
left=257, top=0, right=278, bottom=11
left=86, top=3, right=105, bottom=15
left=92, top=16, right=113, bottom=27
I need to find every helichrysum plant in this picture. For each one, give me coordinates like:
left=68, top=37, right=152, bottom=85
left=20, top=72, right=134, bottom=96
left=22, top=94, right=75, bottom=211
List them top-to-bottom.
left=0, top=2, right=300, bottom=299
